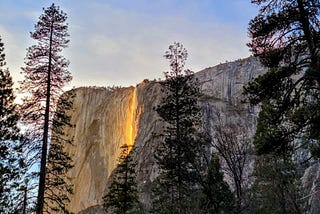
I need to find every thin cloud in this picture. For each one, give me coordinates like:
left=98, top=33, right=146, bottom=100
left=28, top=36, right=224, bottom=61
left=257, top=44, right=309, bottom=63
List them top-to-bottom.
left=0, top=0, right=255, bottom=88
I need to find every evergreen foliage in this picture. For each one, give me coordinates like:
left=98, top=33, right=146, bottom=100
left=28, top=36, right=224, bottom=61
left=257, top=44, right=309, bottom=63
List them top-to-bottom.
left=245, top=0, right=320, bottom=157
left=244, top=1, right=320, bottom=212
left=19, top=4, right=72, bottom=213
left=0, top=35, right=25, bottom=213
left=152, top=42, right=234, bottom=214
left=153, top=42, right=201, bottom=214
left=44, top=91, right=75, bottom=214
left=103, top=144, right=142, bottom=214
left=250, top=154, right=302, bottom=214
left=200, top=155, right=235, bottom=214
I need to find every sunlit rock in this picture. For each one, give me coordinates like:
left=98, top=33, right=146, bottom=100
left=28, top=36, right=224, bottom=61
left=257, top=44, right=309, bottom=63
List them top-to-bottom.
left=52, top=57, right=320, bottom=213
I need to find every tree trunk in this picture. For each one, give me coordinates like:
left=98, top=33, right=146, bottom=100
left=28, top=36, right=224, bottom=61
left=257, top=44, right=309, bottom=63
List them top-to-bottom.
left=36, top=15, right=54, bottom=214
left=23, top=186, right=27, bottom=214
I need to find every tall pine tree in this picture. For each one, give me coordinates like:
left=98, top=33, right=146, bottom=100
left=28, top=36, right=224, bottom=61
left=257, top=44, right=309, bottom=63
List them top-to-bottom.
left=19, top=4, right=72, bottom=213
left=0, top=35, right=24, bottom=213
left=153, top=42, right=208, bottom=213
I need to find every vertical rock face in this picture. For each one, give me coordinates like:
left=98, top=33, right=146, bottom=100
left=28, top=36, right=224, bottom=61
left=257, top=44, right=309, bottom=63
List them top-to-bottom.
left=55, top=56, right=320, bottom=213
left=57, top=57, right=320, bottom=214
left=59, top=57, right=265, bottom=213
left=196, top=57, right=264, bottom=107
left=64, top=86, right=141, bottom=212
left=302, top=163, right=320, bottom=214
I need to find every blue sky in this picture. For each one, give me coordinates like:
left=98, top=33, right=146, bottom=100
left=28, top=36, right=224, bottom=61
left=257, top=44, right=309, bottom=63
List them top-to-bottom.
left=0, top=0, right=258, bottom=88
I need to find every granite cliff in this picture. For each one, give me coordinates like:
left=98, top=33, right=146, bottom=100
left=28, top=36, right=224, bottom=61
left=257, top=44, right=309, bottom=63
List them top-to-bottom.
left=54, top=57, right=320, bottom=213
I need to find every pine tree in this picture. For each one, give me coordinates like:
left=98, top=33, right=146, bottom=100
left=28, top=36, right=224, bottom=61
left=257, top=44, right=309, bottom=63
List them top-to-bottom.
left=244, top=0, right=320, bottom=157
left=243, top=1, right=320, bottom=211
left=19, top=4, right=72, bottom=213
left=0, top=36, right=24, bottom=213
left=152, top=42, right=205, bottom=213
left=44, top=90, right=75, bottom=214
left=103, top=144, right=142, bottom=214
left=250, top=154, right=302, bottom=214
left=201, top=155, right=235, bottom=214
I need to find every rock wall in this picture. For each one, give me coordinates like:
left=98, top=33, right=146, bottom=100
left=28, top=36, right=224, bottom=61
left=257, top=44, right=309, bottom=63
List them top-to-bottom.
left=55, top=56, right=320, bottom=213
left=58, top=57, right=265, bottom=213
left=63, top=86, right=140, bottom=212
left=302, top=163, right=320, bottom=213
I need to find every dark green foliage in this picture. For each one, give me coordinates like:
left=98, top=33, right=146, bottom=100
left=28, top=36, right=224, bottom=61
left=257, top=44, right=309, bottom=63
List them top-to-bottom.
left=245, top=0, right=320, bottom=157
left=245, top=1, right=320, bottom=212
left=19, top=4, right=72, bottom=213
left=0, top=35, right=25, bottom=213
left=0, top=37, right=20, bottom=142
left=152, top=42, right=203, bottom=214
left=152, top=42, right=233, bottom=214
left=44, top=91, right=75, bottom=214
left=252, top=97, right=303, bottom=155
left=246, top=98, right=305, bottom=212
left=103, top=144, right=142, bottom=214
left=250, top=154, right=303, bottom=214
left=200, top=155, right=235, bottom=214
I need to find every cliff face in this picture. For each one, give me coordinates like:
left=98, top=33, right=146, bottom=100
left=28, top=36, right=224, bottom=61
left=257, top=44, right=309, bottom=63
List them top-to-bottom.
left=57, top=57, right=319, bottom=213
left=59, top=57, right=264, bottom=213
left=63, top=86, right=141, bottom=212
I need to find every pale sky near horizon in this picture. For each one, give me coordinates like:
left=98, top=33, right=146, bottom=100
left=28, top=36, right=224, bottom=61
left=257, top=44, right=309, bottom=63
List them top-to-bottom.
left=0, top=0, right=258, bottom=89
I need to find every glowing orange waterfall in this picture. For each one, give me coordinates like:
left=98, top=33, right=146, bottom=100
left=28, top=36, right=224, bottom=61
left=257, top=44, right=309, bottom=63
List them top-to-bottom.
left=127, top=87, right=138, bottom=151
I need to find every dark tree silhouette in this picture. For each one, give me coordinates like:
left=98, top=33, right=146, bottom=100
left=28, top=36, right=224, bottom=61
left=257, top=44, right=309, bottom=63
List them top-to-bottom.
left=245, top=0, right=320, bottom=157
left=244, top=1, right=320, bottom=212
left=19, top=4, right=72, bottom=213
left=0, top=35, right=24, bottom=213
left=153, top=42, right=200, bottom=214
left=44, top=90, right=75, bottom=213
left=212, top=112, right=251, bottom=213
left=103, top=144, right=142, bottom=214
left=201, top=155, right=235, bottom=214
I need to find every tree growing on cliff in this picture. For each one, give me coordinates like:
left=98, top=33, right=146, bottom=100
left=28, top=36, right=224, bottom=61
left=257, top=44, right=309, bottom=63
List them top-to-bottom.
left=19, top=4, right=72, bottom=213
left=0, top=35, right=24, bottom=213
left=152, top=42, right=201, bottom=213
left=103, top=144, right=142, bottom=214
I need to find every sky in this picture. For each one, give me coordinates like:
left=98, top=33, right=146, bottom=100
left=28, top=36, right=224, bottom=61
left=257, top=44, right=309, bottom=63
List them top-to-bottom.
left=0, top=0, right=258, bottom=89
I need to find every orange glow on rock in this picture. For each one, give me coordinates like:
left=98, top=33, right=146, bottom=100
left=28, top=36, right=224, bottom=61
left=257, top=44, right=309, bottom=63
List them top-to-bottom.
left=126, top=87, right=138, bottom=153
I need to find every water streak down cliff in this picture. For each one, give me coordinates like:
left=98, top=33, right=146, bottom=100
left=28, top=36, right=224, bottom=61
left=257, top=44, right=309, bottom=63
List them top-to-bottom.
left=55, top=57, right=320, bottom=213
left=62, top=86, right=141, bottom=212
